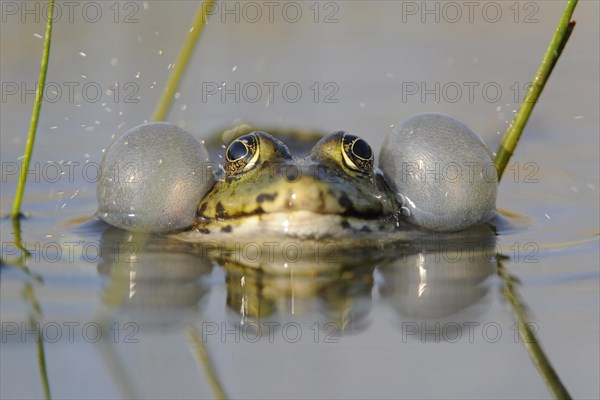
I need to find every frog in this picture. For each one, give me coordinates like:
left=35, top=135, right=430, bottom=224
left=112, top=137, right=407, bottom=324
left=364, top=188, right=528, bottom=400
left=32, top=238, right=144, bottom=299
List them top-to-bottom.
left=96, top=113, right=498, bottom=244
left=190, top=129, right=404, bottom=239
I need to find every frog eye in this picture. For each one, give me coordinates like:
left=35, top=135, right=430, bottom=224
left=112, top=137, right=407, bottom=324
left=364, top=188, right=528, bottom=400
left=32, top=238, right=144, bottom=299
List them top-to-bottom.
left=225, top=133, right=259, bottom=174
left=341, top=133, right=374, bottom=172
left=226, top=140, right=248, bottom=161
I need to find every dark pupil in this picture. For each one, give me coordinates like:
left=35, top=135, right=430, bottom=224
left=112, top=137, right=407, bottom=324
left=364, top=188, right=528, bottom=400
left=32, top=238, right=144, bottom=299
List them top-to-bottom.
left=352, top=138, right=372, bottom=159
left=227, top=140, right=248, bottom=161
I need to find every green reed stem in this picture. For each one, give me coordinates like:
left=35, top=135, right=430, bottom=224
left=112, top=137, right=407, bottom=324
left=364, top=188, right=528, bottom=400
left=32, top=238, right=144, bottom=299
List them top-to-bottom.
left=10, top=0, right=55, bottom=219
left=151, top=0, right=216, bottom=121
left=495, top=0, right=577, bottom=181
left=7, top=2, right=54, bottom=390
left=11, top=216, right=32, bottom=260
left=497, top=260, right=571, bottom=399
left=24, top=284, right=51, bottom=400
left=32, top=316, right=51, bottom=400
left=187, top=326, right=228, bottom=400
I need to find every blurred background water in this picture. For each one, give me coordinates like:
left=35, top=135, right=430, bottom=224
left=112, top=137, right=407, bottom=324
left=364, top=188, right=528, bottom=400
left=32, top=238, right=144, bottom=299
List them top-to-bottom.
left=1, top=1, right=598, bottom=399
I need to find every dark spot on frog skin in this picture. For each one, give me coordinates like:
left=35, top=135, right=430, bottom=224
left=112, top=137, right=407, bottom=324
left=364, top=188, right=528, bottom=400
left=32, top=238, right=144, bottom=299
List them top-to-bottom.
left=318, top=191, right=326, bottom=210
left=338, top=191, right=354, bottom=209
left=256, top=192, right=278, bottom=203
left=197, top=202, right=207, bottom=217
left=216, top=202, right=228, bottom=219
left=340, top=219, right=351, bottom=230
left=221, top=225, right=233, bottom=233
left=360, top=225, right=372, bottom=233
left=198, top=228, right=211, bottom=234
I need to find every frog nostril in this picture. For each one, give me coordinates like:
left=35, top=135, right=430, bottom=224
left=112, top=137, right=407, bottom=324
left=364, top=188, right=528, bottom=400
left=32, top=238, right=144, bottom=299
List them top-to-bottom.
left=284, top=165, right=301, bottom=181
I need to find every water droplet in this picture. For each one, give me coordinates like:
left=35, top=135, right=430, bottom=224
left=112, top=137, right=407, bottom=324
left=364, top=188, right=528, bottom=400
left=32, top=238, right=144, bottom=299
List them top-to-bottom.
left=396, top=193, right=405, bottom=206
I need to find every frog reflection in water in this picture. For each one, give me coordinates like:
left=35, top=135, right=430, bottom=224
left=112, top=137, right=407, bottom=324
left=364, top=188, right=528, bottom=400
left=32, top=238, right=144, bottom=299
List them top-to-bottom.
left=96, top=113, right=498, bottom=242
left=95, top=225, right=497, bottom=331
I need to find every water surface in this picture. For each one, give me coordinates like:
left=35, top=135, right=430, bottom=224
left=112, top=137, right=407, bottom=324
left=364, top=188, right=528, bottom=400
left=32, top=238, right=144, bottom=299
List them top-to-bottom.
left=1, top=1, right=598, bottom=399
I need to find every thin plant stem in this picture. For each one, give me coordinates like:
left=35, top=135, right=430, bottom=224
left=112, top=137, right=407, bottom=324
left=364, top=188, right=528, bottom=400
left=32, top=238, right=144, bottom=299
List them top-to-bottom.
left=11, top=0, right=55, bottom=218
left=151, top=0, right=216, bottom=121
left=495, top=0, right=578, bottom=180
left=7, top=1, right=55, bottom=392
left=12, top=217, right=32, bottom=260
left=4, top=218, right=43, bottom=280
left=497, top=259, right=572, bottom=399
left=24, top=284, right=51, bottom=400
left=32, top=317, right=51, bottom=400
left=187, top=326, right=228, bottom=400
